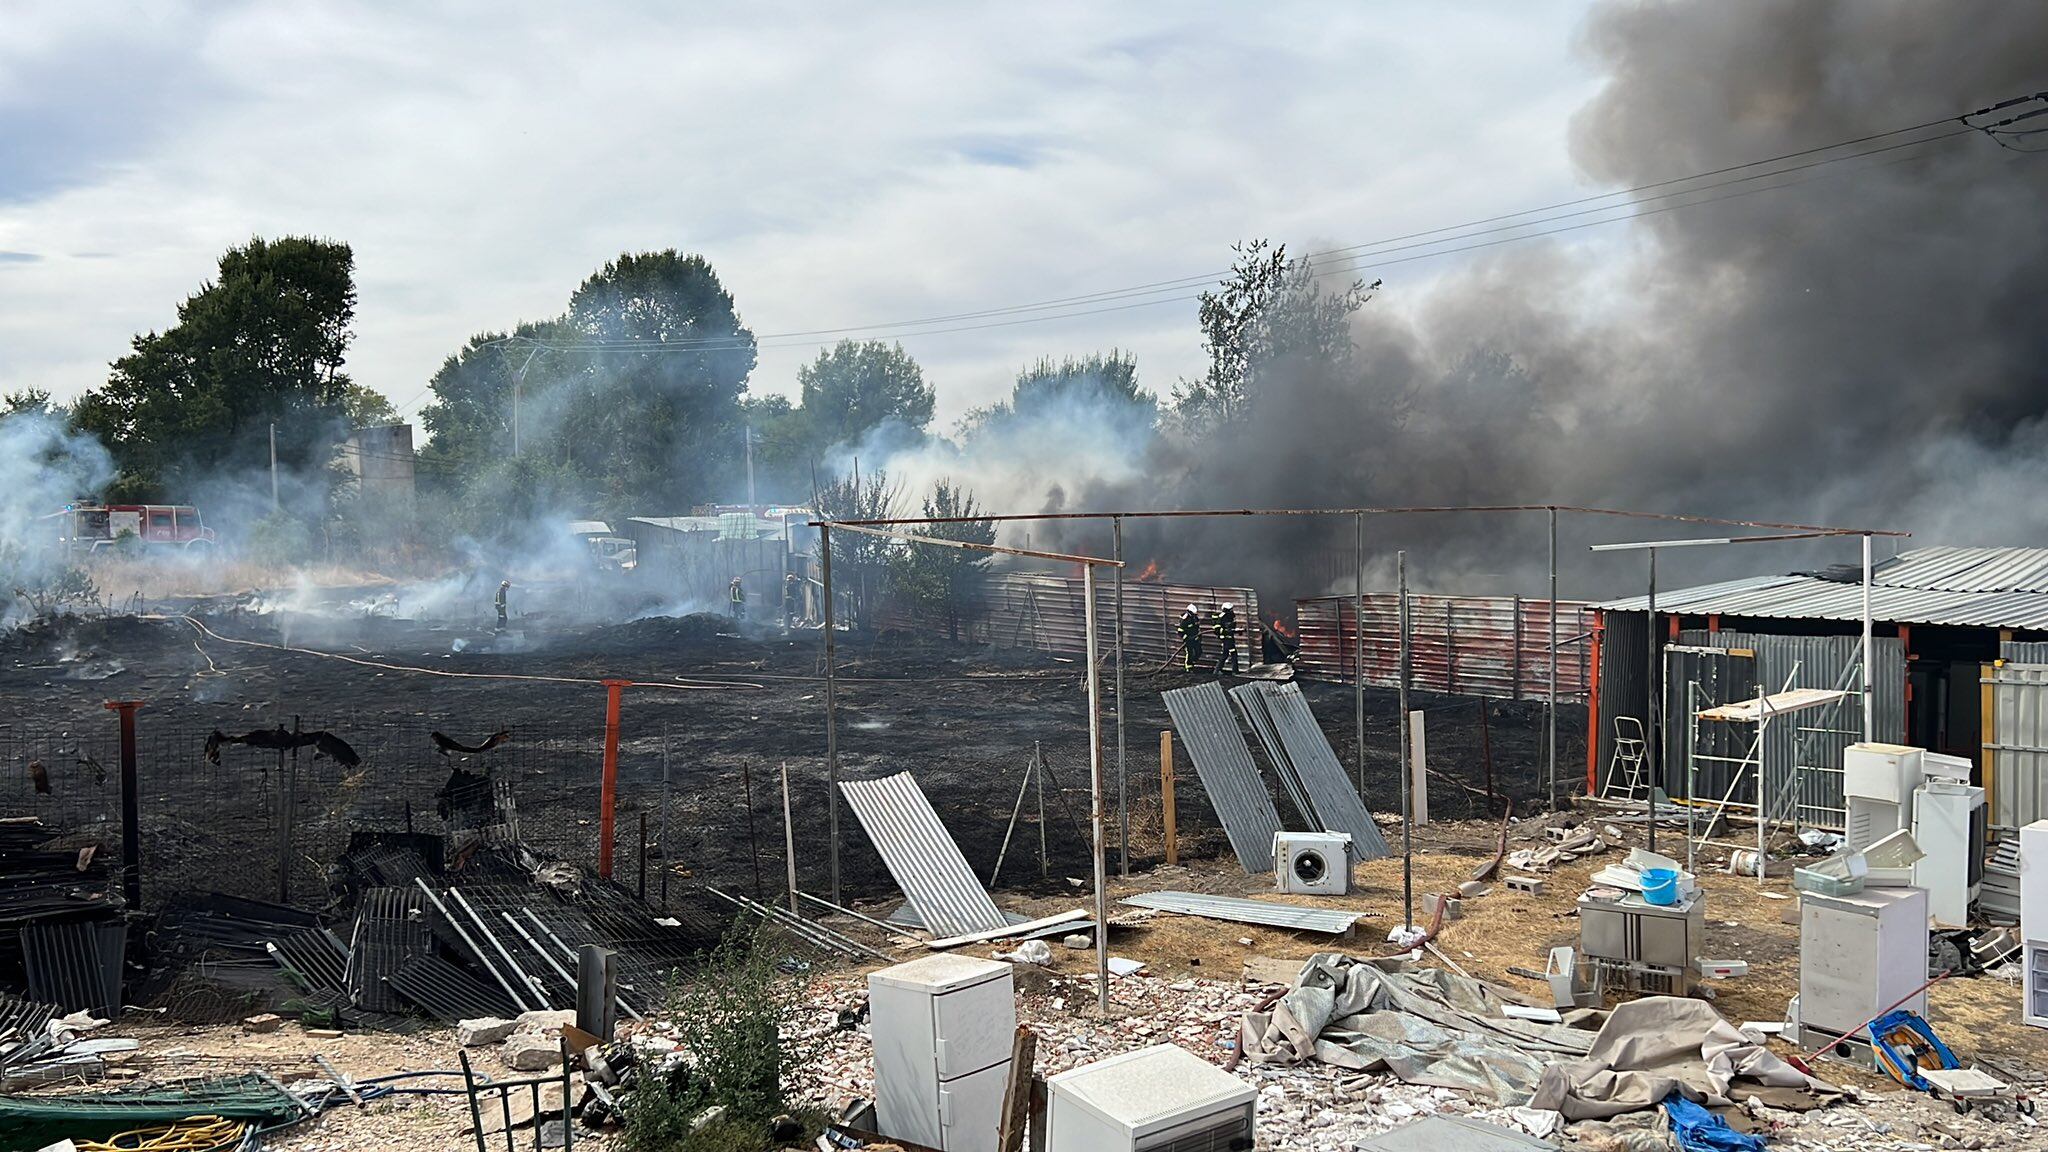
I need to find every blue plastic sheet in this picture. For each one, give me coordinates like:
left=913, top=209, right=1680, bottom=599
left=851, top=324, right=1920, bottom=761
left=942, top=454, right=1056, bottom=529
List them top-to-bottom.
left=1661, top=1094, right=1766, bottom=1152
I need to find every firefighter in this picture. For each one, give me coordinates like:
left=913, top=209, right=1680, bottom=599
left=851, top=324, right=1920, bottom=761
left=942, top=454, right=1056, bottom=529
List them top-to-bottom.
left=782, top=571, right=802, bottom=628
left=728, top=576, right=746, bottom=621
left=494, top=580, right=510, bottom=631
left=1214, top=602, right=1241, bottom=674
left=1176, top=604, right=1204, bottom=671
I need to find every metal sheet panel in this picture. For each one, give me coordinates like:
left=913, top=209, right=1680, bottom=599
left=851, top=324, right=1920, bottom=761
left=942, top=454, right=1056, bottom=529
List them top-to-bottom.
left=1863, top=546, right=2048, bottom=594
left=877, top=573, right=1260, bottom=668
left=1601, top=573, right=2048, bottom=631
left=1294, top=594, right=1595, bottom=702
left=1985, top=662, right=2048, bottom=830
left=1235, top=682, right=1392, bottom=860
left=1161, top=683, right=1284, bottom=873
left=1228, top=683, right=1316, bottom=827
left=839, top=772, right=1008, bottom=938
left=1118, top=890, right=1362, bottom=934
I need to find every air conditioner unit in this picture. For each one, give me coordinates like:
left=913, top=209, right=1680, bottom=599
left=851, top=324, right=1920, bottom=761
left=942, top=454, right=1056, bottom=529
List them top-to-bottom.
left=1273, top=831, right=1352, bottom=896
left=1046, top=1044, right=1255, bottom=1152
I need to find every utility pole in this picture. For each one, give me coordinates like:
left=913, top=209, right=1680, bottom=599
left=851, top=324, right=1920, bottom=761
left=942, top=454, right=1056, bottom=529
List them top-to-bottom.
left=512, top=345, right=540, bottom=457
left=268, top=423, right=279, bottom=511
left=745, top=424, right=757, bottom=511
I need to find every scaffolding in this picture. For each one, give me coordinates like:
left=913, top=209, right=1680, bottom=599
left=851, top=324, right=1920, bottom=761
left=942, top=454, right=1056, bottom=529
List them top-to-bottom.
left=1684, top=657, right=1858, bottom=880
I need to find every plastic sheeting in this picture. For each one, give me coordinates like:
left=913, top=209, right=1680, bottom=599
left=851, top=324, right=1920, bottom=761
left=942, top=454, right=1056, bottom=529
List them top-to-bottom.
left=1238, top=954, right=1594, bottom=1105
left=1528, top=996, right=1836, bottom=1121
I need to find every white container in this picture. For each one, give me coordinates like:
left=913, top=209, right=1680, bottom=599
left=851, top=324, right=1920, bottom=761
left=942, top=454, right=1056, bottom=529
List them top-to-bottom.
left=1843, top=743, right=1925, bottom=804
left=1912, top=780, right=1985, bottom=927
left=2020, top=821, right=2048, bottom=942
left=1273, top=831, right=1352, bottom=896
left=1798, top=885, right=1929, bottom=1043
left=869, top=955, right=1016, bottom=1152
left=1046, top=1044, right=1255, bottom=1152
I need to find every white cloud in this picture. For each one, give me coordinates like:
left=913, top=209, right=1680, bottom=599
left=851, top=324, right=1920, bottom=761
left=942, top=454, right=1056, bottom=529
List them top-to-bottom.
left=0, top=0, right=1599, bottom=425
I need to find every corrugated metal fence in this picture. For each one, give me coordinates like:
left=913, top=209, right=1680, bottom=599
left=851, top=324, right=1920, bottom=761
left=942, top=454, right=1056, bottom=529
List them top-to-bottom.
left=878, top=572, right=1261, bottom=667
left=1293, top=594, right=1595, bottom=702
left=1983, top=655, right=2048, bottom=829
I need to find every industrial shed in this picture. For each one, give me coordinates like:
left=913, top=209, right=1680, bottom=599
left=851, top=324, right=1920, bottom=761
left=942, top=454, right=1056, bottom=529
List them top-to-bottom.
left=1595, top=545, right=2048, bottom=832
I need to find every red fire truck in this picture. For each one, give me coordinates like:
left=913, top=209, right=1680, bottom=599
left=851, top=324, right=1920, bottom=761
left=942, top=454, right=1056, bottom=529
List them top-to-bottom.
left=48, top=503, right=218, bottom=552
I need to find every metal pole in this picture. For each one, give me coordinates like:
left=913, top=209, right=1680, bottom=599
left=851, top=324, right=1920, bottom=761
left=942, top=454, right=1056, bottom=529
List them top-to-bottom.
left=511, top=345, right=538, bottom=457
left=268, top=423, right=279, bottom=511
left=745, top=425, right=756, bottom=510
left=1547, top=507, right=1559, bottom=812
left=1354, top=512, right=1366, bottom=798
left=1113, top=516, right=1128, bottom=878
left=821, top=524, right=842, bottom=906
left=1862, top=533, right=1874, bottom=743
left=1646, top=550, right=1659, bottom=858
left=1397, top=551, right=1412, bottom=932
left=1083, top=564, right=1109, bottom=1013
left=1687, top=678, right=1699, bottom=874
left=106, top=701, right=143, bottom=910
left=278, top=716, right=299, bottom=905
left=660, top=724, right=673, bottom=908
left=1036, top=744, right=1046, bottom=878
left=742, top=759, right=763, bottom=900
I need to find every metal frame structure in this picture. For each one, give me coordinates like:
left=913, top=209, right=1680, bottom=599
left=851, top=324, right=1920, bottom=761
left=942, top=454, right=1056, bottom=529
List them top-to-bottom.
left=1682, top=663, right=1853, bottom=881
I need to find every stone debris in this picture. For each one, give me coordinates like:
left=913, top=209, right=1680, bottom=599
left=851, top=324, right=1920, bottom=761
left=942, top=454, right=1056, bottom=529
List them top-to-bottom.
left=241, top=1013, right=282, bottom=1034
left=457, top=1017, right=517, bottom=1047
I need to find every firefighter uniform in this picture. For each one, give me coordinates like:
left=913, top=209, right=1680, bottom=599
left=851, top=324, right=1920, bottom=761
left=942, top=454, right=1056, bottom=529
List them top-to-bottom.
left=782, top=573, right=801, bottom=627
left=728, top=577, right=746, bottom=621
left=495, top=581, right=510, bottom=631
left=1214, top=603, right=1241, bottom=674
left=1177, top=606, right=1205, bottom=671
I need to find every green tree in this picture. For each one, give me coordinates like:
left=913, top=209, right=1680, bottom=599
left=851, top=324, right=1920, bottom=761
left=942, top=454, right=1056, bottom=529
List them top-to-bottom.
left=73, top=236, right=361, bottom=503
left=1171, top=240, right=1374, bottom=428
left=797, top=340, right=934, bottom=455
left=961, top=350, right=1154, bottom=440
left=1, top=389, right=54, bottom=419
left=813, top=467, right=899, bottom=629
left=887, top=480, right=996, bottom=642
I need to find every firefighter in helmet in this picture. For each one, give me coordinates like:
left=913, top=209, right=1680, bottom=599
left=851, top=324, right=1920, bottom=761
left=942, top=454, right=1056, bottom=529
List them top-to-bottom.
left=782, top=571, right=802, bottom=628
left=728, top=576, right=746, bottom=621
left=494, top=580, right=511, bottom=631
left=1214, top=602, right=1241, bottom=674
left=1177, top=604, right=1205, bottom=671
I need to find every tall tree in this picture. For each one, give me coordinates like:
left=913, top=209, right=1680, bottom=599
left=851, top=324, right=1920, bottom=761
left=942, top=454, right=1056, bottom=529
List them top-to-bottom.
left=73, top=236, right=360, bottom=503
left=1171, top=240, right=1374, bottom=428
left=797, top=340, right=934, bottom=456
left=961, top=350, right=1154, bottom=440
left=813, top=467, right=899, bottom=629
left=887, top=480, right=996, bottom=642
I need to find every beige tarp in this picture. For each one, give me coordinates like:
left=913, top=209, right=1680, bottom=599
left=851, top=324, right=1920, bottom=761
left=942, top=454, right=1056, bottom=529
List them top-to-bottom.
left=1529, top=997, right=1838, bottom=1120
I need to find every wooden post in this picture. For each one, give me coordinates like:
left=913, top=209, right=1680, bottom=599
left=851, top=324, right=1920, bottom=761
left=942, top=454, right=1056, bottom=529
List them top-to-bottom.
left=1160, top=730, right=1177, bottom=867
left=780, top=762, right=800, bottom=915
left=997, top=1026, right=1037, bottom=1152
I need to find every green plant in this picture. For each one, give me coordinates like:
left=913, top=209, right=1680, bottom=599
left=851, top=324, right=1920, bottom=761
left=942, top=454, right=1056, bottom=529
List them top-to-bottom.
left=667, top=917, right=822, bottom=1123
left=618, top=1063, right=706, bottom=1151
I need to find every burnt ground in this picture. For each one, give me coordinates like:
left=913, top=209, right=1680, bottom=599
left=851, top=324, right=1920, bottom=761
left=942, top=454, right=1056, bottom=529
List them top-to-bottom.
left=0, top=607, right=1585, bottom=912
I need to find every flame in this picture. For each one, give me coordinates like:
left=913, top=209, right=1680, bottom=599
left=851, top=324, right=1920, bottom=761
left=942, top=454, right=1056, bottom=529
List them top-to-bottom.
left=1134, top=560, right=1162, bottom=582
left=1270, top=617, right=1295, bottom=638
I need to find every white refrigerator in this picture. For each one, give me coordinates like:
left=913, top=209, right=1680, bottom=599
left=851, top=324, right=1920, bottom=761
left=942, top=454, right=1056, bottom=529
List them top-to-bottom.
left=869, top=955, right=1016, bottom=1152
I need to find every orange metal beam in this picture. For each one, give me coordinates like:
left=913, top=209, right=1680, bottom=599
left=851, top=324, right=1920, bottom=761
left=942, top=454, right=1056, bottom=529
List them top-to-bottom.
left=599, top=679, right=633, bottom=878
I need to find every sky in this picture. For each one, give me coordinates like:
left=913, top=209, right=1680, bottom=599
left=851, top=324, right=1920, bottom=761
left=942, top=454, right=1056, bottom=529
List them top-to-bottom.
left=0, top=1, right=1603, bottom=431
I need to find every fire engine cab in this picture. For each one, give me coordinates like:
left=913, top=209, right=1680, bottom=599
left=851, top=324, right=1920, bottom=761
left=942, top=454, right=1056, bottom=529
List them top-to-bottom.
left=49, top=503, right=217, bottom=552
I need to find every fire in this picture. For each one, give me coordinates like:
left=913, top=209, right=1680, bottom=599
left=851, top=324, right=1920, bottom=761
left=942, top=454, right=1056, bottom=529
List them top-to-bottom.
left=1134, top=560, right=1162, bottom=582
left=1270, top=617, right=1295, bottom=638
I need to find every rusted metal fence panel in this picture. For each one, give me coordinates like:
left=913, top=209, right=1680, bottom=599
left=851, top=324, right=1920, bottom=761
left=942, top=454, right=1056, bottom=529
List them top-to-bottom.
left=879, top=573, right=1261, bottom=667
left=1293, top=594, right=1595, bottom=703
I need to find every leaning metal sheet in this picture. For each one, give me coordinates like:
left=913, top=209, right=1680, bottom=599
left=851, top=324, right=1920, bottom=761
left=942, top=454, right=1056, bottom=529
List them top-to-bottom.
left=1162, top=682, right=1285, bottom=873
left=1228, top=682, right=1317, bottom=826
left=1253, top=682, right=1392, bottom=860
left=839, top=772, right=1008, bottom=939
left=1119, top=890, right=1362, bottom=933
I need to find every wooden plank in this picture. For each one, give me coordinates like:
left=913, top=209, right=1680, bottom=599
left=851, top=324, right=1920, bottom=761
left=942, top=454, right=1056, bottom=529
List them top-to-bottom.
left=1160, top=731, right=1177, bottom=866
left=925, top=909, right=1090, bottom=950
left=997, top=1026, right=1037, bottom=1152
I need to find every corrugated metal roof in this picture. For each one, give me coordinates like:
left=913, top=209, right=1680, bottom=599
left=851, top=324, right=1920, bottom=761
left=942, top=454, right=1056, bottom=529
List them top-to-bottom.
left=1597, top=547, right=2048, bottom=629
left=1161, top=682, right=1284, bottom=873
left=1231, top=683, right=1391, bottom=860
left=838, top=772, right=1007, bottom=939
left=1118, top=890, right=1362, bottom=934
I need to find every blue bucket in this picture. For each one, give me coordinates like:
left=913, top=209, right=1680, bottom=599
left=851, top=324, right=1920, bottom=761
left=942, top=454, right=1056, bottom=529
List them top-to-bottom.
left=1640, top=868, right=1681, bottom=906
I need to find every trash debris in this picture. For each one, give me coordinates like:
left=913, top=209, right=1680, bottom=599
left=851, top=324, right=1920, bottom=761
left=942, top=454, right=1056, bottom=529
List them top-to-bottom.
left=995, top=939, right=1053, bottom=966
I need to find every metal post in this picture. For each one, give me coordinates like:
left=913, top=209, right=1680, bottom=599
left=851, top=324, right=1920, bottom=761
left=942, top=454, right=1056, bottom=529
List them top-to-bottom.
left=511, top=345, right=538, bottom=457
left=268, top=423, right=279, bottom=511
left=744, top=424, right=756, bottom=511
left=1547, top=507, right=1559, bottom=812
left=1354, top=512, right=1366, bottom=798
left=1113, top=516, right=1128, bottom=878
left=821, top=524, right=842, bottom=906
left=1862, top=533, right=1874, bottom=744
left=1397, top=551, right=1413, bottom=932
left=1646, top=551, right=1659, bottom=857
left=1083, top=565, right=1109, bottom=1013
left=1686, top=678, right=1699, bottom=874
left=599, top=679, right=629, bottom=878
left=105, top=701, right=143, bottom=911
left=278, top=716, right=299, bottom=905
left=660, top=724, right=673, bottom=908
left=742, top=759, right=763, bottom=900
left=781, top=762, right=800, bottom=916
left=637, top=811, right=648, bottom=900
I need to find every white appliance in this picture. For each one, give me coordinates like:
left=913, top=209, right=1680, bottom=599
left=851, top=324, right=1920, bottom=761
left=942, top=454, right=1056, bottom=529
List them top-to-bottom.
left=1844, top=742, right=1926, bottom=885
left=1911, top=778, right=1986, bottom=927
left=2020, top=820, right=2048, bottom=1028
left=1273, top=831, right=1352, bottom=896
left=1798, top=885, right=1929, bottom=1044
left=869, top=955, right=1016, bottom=1152
left=1045, top=1043, right=1255, bottom=1152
